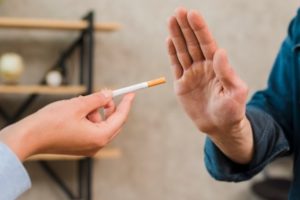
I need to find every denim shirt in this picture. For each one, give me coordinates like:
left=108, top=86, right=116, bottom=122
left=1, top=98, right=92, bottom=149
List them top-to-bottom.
left=204, top=9, right=300, bottom=200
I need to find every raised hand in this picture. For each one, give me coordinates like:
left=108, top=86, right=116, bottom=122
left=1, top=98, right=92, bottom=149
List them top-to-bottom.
left=167, top=7, right=253, bottom=164
left=167, top=7, right=248, bottom=135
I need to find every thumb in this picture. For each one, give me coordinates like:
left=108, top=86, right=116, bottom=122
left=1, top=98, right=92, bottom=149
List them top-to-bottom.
left=213, top=49, right=239, bottom=89
left=77, top=90, right=112, bottom=114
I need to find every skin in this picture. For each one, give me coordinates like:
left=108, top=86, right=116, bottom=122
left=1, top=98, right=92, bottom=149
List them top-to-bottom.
left=167, top=7, right=254, bottom=164
left=0, top=90, right=135, bottom=161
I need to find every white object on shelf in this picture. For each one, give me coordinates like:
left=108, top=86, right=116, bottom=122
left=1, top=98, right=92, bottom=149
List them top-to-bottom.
left=0, top=53, right=24, bottom=84
left=46, top=70, right=63, bottom=87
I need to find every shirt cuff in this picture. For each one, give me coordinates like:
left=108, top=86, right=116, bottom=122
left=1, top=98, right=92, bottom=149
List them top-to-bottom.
left=204, top=106, right=290, bottom=182
left=0, top=142, right=31, bottom=199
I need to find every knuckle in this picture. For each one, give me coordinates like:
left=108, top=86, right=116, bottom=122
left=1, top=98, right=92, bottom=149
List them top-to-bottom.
left=76, top=95, right=85, bottom=103
left=72, top=96, right=86, bottom=110
left=37, top=100, right=67, bottom=117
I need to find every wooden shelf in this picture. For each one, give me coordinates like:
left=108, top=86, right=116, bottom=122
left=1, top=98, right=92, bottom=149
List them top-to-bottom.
left=0, top=17, right=121, bottom=32
left=0, top=85, right=86, bottom=95
left=27, top=148, right=122, bottom=161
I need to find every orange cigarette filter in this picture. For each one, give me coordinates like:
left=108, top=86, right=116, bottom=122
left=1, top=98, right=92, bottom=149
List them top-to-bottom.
left=147, top=77, right=167, bottom=87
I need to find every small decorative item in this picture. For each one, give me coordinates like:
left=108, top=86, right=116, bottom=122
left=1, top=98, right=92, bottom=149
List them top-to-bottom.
left=0, top=53, right=25, bottom=84
left=46, top=70, right=63, bottom=87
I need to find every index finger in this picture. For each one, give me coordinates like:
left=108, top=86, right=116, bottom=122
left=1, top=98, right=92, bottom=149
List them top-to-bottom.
left=187, top=10, right=217, bottom=60
left=102, top=93, right=135, bottom=135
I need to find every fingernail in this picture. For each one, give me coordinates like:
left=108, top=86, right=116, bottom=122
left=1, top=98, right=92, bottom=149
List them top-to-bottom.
left=101, top=89, right=112, bottom=98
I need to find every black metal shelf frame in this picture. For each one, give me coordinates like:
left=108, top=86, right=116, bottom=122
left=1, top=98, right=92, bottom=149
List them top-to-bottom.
left=0, top=11, right=96, bottom=200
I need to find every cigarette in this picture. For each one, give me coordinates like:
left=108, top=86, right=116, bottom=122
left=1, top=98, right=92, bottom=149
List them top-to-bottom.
left=112, top=77, right=166, bottom=97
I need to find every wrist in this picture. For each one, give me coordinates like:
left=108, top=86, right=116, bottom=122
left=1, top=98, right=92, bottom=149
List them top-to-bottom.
left=0, top=116, right=38, bottom=161
left=208, top=116, right=254, bottom=164
left=209, top=116, right=249, bottom=139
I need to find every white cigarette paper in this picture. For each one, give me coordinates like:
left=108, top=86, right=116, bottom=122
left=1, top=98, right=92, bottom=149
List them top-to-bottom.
left=112, top=77, right=166, bottom=97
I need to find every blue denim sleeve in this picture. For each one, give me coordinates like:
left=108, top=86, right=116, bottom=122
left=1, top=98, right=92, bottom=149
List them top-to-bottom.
left=204, top=106, right=290, bottom=182
left=0, top=142, right=31, bottom=199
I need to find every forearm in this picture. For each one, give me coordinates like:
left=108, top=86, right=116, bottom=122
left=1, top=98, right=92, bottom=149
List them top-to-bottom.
left=208, top=117, right=254, bottom=164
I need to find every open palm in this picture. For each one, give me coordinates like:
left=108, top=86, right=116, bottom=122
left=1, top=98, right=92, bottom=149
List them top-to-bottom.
left=167, top=8, right=249, bottom=135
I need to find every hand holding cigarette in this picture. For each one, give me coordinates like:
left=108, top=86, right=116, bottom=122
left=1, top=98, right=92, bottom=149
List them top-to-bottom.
left=112, top=77, right=166, bottom=97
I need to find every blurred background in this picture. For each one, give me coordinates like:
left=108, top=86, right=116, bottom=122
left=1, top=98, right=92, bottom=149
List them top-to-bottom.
left=0, top=0, right=298, bottom=199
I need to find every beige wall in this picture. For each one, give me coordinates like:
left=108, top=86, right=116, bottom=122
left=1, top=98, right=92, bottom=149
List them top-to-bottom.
left=0, top=0, right=298, bottom=199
